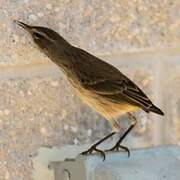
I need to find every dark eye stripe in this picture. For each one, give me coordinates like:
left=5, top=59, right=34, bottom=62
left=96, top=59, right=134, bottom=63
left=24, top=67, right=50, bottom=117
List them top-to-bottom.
left=33, top=32, right=43, bottom=39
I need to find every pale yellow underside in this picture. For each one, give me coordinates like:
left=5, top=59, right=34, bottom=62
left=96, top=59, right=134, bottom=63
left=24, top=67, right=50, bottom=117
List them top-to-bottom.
left=74, top=86, right=140, bottom=126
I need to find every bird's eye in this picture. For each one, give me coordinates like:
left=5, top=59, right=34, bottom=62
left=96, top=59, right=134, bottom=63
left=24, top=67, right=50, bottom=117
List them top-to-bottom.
left=33, top=33, right=42, bottom=39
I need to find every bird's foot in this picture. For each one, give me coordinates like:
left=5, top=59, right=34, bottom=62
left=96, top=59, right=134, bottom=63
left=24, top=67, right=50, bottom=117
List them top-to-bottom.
left=105, top=120, right=135, bottom=158
left=81, top=132, right=116, bottom=161
left=105, top=143, right=130, bottom=157
left=81, top=145, right=106, bottom=161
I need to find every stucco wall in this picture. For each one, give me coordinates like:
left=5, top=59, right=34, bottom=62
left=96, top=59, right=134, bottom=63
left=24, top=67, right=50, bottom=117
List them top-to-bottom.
left=0, top=0, right=180, bottom=179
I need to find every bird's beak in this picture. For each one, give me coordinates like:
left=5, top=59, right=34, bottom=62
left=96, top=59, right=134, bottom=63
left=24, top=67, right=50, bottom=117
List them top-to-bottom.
left=14, top=20, right=32, bottom=33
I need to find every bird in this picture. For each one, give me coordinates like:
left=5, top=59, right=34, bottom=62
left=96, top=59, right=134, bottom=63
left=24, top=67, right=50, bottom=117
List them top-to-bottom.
left=15, top=20, right=164, bottom=160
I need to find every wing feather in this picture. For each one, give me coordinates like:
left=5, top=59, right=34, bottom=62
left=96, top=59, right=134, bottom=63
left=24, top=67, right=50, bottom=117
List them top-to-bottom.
left=72, top=47, right=153, bottom=111
left=82, top=79, right=153, bottom=111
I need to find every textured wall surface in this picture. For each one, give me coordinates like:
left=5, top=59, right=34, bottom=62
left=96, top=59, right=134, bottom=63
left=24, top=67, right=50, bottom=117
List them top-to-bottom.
left=0, top=0, right=180, bottom=180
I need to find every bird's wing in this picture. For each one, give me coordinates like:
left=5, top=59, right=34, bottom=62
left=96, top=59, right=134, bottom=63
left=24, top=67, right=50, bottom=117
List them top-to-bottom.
left=72, top=47, right=153, bottom=110
left=83, top=78, right=153, bottom=110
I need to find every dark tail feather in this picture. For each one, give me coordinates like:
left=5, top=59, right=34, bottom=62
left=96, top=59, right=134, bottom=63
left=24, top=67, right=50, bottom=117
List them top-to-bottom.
left=149, top=104, right=164, bottom=116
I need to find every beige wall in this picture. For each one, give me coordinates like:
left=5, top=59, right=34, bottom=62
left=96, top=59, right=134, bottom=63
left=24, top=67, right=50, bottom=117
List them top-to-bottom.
left=0, top=0, right=180, bottom=179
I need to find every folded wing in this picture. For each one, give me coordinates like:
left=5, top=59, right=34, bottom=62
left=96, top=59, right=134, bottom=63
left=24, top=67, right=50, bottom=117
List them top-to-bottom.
left=82, top=78, right=163, bottom=115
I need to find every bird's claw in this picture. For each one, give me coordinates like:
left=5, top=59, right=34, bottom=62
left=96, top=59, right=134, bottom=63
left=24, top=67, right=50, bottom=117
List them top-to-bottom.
left=105, top=144, right=130, bottom=158
left=81, top=145, right=106, bottom=161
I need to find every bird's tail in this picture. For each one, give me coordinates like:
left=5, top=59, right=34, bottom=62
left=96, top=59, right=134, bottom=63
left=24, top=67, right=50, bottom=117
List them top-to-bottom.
left=149, top=104, right=164, bottom=116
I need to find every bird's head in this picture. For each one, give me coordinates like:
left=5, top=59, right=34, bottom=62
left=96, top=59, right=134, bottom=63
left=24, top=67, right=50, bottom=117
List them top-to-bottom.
left=15, top=20, right=71, bottom=60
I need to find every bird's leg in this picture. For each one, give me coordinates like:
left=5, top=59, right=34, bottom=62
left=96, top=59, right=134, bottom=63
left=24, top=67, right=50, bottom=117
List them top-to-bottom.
left=105, top=113, right=137, bottom=157
left=81, top=131, right=116, bottom=161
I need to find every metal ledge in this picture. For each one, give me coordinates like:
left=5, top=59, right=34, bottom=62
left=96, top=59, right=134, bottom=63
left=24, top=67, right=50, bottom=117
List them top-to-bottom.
left=33, top=145, right=180, bottom=180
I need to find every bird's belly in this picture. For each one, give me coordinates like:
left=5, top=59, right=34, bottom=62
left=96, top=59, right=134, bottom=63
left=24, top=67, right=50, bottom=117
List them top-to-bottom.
left=74, top=87, right=140, bottom=120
